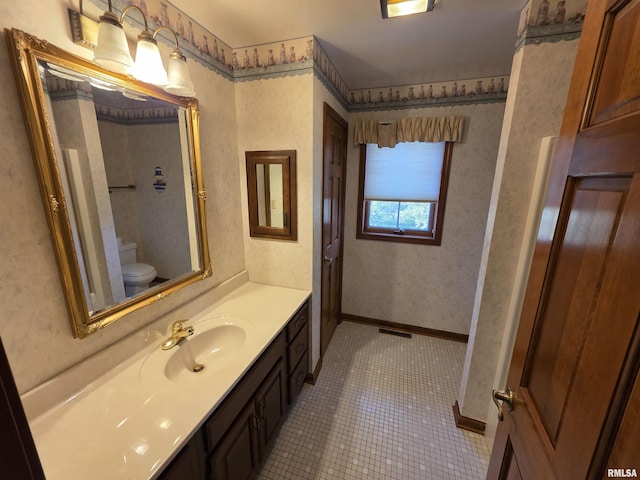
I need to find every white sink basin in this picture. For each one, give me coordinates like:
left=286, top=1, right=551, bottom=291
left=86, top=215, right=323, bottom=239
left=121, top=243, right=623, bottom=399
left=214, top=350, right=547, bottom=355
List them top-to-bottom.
left=140, top=317, right=252, bottom=385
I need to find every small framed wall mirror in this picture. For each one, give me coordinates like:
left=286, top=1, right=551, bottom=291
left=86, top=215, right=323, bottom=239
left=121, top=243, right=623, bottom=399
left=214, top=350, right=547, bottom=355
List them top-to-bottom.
left=6, top=29, right=211, bottom=338
left=245, top=150, right=297, bottom=241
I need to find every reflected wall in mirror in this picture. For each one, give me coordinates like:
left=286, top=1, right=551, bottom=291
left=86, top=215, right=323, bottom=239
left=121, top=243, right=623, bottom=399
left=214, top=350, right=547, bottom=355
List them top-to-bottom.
left=6, top=29, right=211, bottom=338
left=246, top=150, right=297, bottom=241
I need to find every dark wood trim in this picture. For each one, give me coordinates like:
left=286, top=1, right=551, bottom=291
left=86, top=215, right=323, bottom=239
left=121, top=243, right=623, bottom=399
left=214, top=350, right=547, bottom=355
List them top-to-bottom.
left=321, top=102, right=348, bottom=356
left=245, top=150, right=297, bottom=241
left=341, top=313, right=469, bottom=343
left=0, top=339, right=46, bottom=479
left=305, top=357, right=323, bottom=385
left=453, top=401, right=486, bottom=435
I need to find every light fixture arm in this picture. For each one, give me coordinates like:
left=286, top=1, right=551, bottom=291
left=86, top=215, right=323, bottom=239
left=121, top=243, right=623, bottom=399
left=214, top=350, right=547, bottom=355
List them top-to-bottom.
left=97, top=0, right=124, bottom=28
left=119, top=4, right=151, bottom=33
left=153, top=25, right=180, bottom=50
left=153, top=25, right=186, bottom=61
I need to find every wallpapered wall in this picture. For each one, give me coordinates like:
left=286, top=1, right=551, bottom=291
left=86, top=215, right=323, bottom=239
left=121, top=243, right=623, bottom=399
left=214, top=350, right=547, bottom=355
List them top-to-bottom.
left=0, top=0, right=245, bottom=393
left=0, top=0, right=585, bottom=420
left=460, top=0, right=582, bottom=441
left=235, top=73, right=317, bottom=359
left=235, top=73, right=349, bottom=371
left=342, top=103, right=506, bottom=335
left=103, top=120, right=193, bottom=279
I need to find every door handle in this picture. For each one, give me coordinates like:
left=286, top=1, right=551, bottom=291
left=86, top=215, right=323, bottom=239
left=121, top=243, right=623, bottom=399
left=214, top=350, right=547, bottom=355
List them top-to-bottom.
left=323, top=256, right=334, bottom=264
left=492, top=387, right=515, bottom=421
left=258, top=400, right=267, bottom=420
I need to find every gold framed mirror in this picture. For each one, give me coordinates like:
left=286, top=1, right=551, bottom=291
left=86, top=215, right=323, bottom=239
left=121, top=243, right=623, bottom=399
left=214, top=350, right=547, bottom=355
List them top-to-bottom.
left=6, top=29, right=211, bottom=338
left=245, top=150, right=297, bottom=241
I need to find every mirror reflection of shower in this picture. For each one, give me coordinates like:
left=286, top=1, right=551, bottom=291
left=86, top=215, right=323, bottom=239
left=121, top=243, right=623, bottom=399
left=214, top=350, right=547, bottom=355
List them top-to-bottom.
left=45, top=65, right=200, bottom=311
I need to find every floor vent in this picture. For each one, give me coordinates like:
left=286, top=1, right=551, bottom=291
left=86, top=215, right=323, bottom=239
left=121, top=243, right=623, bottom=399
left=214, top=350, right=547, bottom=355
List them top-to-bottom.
left=378, top=328, right=412, bottom=339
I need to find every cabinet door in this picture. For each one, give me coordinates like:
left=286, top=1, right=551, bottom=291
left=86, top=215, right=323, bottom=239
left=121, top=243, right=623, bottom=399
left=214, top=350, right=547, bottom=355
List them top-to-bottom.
left=0, top=339, right=46, bottom=480
left=256, top=358, right=287, bottom=458
left=210, top=401, right=260, bottom=480
left=158, top=433, right=204, bottom=480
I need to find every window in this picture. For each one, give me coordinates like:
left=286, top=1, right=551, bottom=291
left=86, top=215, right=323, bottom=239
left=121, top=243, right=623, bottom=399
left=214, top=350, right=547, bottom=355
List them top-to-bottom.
left=357, top=141, right=452, bottom=245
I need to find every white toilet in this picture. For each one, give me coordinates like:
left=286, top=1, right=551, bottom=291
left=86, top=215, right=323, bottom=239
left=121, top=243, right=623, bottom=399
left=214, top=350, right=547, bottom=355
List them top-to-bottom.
left=117, top=240, right=157, bottom=297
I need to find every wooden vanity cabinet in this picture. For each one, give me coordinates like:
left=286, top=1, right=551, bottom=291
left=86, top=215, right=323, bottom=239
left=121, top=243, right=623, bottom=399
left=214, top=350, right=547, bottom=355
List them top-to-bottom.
left=157, top=299, right=310, bottom=480
left=286, top=302, right=309, bottom=404
left=207, top=333, right=287, bottom=480
left=210, top=359, right=287, bottom=480
left=158, top=433, right=205, bottom=480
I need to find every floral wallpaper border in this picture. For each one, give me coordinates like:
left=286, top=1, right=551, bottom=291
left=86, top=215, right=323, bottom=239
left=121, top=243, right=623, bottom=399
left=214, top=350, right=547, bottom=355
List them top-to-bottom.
left=90, top=0, right=517, bottom=111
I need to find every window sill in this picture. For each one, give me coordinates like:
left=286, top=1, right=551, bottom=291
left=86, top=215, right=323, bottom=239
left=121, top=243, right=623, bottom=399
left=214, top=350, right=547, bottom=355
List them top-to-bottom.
left=356, top=230, right=442, bottom=246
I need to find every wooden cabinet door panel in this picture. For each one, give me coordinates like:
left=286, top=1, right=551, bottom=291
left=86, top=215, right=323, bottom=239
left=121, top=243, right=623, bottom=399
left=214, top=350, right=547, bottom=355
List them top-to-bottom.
left=256, top=359, right=286, bottom=458
left=211, top=401, right=259, bottom=480
left=159, top=434, right=204, bottom=480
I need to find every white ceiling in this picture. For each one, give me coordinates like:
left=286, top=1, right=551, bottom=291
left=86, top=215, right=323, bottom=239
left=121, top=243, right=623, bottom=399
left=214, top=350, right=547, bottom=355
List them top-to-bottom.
left=170, top=0, right=523, bottom=90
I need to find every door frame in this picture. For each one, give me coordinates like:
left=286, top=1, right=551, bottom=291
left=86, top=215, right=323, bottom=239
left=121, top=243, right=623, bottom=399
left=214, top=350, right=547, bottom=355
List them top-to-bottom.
left=320, top=102, right=348, bottom=359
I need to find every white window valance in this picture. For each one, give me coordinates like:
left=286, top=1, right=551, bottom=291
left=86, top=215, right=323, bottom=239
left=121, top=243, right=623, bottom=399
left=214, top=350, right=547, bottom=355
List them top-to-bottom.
left=353, top=115, right=464, bottom=148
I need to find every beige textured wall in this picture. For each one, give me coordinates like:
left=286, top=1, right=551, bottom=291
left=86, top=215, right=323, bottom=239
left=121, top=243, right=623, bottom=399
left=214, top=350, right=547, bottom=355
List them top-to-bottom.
left=0, top=0, right=245, bottom=393
left=457, top=38, right=580, bottom=437
left=235, top=75, right=318, bottom=365
left=235, top=75, right=314, bottom=292
left=342, top=103, right=505, bottom=335
left=128, top=122, right=192, bottom=279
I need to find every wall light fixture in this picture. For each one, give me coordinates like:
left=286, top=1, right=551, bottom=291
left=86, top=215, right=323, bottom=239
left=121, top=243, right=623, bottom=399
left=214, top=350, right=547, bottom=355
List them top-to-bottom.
left=68, top=0, right=195, bottom=96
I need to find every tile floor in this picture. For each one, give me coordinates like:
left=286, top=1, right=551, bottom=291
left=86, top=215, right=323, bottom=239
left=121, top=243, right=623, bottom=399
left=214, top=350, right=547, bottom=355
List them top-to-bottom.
left=258, top=321, right=490, bottom=480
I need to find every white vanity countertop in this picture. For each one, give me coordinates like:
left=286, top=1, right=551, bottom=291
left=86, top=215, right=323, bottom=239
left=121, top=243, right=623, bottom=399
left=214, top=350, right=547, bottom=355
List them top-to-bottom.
left=26, top=282, right=310, bottom=480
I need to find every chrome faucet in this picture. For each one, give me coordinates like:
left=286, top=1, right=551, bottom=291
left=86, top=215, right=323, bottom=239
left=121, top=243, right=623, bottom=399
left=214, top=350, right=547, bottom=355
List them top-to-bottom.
left=161, top=320, right=194, bottom=350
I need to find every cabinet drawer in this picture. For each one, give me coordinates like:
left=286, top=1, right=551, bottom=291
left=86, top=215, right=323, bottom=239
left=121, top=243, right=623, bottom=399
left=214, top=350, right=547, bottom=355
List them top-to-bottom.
left=286, top=301, right=308, bottom=342
left=287, top=321, right=308, bottom=374
left=288, top=351, right=308, bottom=403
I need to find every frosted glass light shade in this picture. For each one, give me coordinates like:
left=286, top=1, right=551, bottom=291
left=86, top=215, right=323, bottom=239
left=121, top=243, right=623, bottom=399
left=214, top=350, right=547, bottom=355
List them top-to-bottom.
left=93, top=20, right=133, bottom=74
left=132, top=37, right=168, bottom=85
left=165, top=51, right=195, bottom=97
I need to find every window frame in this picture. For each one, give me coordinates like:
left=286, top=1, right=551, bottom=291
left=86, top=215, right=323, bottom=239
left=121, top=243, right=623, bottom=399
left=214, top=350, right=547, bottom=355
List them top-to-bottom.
left=356, top=142, right=453, bottom=245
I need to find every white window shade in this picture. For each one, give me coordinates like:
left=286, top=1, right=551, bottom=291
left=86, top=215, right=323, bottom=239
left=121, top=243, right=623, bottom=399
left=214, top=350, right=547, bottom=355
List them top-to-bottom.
left=364, top=142, right=445, bottom=201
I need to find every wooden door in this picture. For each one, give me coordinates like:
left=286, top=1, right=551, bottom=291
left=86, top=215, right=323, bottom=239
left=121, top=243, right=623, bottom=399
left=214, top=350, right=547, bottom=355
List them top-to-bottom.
left=487, top=0, right=640, bottom=478
left=321, top=103, right=348, bottom=356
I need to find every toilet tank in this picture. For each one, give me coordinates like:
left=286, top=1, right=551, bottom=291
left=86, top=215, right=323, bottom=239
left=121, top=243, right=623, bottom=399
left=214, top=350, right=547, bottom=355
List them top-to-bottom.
left=118, top=241, right=137, bottom=265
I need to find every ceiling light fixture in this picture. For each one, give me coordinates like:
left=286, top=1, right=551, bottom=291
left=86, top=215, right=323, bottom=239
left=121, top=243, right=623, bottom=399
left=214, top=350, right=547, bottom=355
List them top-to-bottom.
left=380, top=0, right=435, bottom=18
